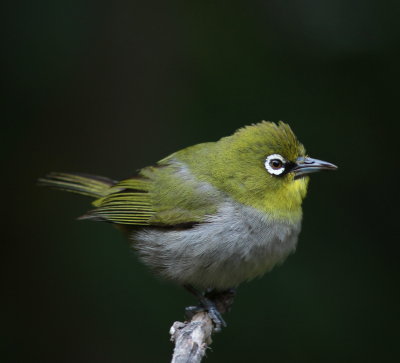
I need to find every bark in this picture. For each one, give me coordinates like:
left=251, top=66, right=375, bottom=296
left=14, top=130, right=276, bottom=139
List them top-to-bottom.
left=170, top=312, right=213, bottom=363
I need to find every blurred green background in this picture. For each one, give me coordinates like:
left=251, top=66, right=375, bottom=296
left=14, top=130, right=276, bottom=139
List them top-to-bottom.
left=3, top=1, right=399, bottom=362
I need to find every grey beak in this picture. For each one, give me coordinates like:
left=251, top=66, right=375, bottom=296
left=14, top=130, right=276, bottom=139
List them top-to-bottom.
left=293, top=157, right=338, bottom=178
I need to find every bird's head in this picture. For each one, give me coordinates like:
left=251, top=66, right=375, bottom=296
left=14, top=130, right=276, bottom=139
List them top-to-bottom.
left=168, top=121, right=337, bottom=220
left=201, top=121, right=337, bottom=218
left=232, top=121, right=337, bottom=180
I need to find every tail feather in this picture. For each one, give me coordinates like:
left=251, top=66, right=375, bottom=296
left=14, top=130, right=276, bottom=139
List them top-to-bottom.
left=38, top=172, right=117, bottom=198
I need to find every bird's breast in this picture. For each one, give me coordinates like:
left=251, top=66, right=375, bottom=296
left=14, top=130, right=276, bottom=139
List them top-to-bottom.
left=132, top=200, right=302, bottom=290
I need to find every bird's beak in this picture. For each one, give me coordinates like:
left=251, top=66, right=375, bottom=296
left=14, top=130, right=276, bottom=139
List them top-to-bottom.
left=293, top=156, right=338, bottom=179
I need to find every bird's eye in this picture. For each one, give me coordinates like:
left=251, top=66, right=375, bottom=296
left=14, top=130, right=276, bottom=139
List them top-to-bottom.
left=264, top=154, right=286, bottom=176
left=270, top=159, right=283, bottom=170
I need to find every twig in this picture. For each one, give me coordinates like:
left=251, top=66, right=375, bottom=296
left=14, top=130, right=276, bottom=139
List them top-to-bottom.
left=170, top=312, right=213, bottom=363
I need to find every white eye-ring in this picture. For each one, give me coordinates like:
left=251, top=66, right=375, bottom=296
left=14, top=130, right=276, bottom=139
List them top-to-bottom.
left=265, top=154, right=286, bottom=175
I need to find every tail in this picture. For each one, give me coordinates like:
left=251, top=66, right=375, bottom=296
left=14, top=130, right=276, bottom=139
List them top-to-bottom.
left=38, top=172, right=117, bottom=199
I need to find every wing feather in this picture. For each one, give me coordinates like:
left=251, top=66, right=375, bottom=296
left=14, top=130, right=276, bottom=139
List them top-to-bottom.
left=81, top=157, right=224, bottom=227
left=83, top=179, right=155, bottom=225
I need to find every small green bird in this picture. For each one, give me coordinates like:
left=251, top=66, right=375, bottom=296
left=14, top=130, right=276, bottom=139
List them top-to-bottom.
left=39, top=121, right=337, bottom=330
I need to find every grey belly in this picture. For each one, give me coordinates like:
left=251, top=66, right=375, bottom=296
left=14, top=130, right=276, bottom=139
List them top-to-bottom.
left=132, top=201, right=301, bottom=290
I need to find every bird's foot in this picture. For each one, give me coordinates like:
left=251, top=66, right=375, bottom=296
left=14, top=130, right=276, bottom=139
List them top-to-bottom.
left=184, top=285, right=237, bottom=332
left=185, top=298, right=227, bottom=332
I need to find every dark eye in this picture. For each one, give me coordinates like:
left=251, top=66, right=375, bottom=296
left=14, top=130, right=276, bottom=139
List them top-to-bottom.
left=265, top=154, right=286, bottom=175
left=269, top=159, right=283, bottom=170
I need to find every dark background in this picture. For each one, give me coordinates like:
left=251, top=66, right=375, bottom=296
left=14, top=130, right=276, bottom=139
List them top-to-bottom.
left=3, top=1, right=399, bottom=362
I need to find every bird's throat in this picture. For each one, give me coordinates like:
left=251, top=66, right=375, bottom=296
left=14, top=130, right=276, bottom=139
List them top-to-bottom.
left=254, top=177, right=308, bottom=221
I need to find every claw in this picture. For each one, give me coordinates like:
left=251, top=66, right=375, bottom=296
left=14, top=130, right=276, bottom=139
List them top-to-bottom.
left=183, top=285, right=235, bottom=332
left=184, top=301, right=226, bottom=332
left=205, top=304, right=226, bottom=332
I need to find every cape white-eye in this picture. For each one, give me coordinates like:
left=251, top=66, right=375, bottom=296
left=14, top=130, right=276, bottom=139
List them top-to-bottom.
left=39, top=121, right=337, bottom=330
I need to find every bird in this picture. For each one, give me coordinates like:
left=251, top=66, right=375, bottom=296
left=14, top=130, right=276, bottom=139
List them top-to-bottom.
left=39, top=121, right=337, bottom=331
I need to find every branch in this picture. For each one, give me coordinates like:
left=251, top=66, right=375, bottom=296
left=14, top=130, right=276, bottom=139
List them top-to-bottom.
left=170, top=312, right=213, bottom=363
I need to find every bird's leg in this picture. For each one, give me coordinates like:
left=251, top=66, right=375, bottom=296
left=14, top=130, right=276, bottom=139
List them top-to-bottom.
left=184, top=284, right=227, bottom=332
left=183, top=285, right=237, bottom=332
left=204, top=287, right=237, bottom=314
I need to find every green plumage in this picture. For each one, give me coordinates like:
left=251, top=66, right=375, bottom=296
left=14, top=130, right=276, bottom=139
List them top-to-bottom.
left=39, top=120, right=337, bottom=300
left=39, top=122, right=311, bottom=226
left=39, top=173, right=154, bottom=225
